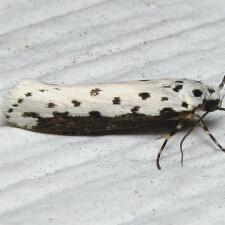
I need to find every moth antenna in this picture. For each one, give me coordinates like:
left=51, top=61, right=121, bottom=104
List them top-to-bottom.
left=219, top=75, right=225, bottom=90
left=180, top=111, right=210, bottom=159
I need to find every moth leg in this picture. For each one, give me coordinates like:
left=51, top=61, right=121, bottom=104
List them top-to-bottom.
left=179, top=111, right=212, bottom=165
left=157, top=113, right=194, bottom=170
left=180, top=116, right=225, bottom=165
left=200, top=120, right=225, bottom=152
left=156, top=122, right=184, bottom=170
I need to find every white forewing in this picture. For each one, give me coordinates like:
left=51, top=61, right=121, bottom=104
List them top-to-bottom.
left=4, top=79, right=207, bottom=128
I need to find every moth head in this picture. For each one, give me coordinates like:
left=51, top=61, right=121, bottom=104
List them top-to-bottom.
left=203, top=76, right=225, bottom=112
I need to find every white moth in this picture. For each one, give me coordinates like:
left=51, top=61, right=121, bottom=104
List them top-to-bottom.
left=4, top=77, right=225, bottom=169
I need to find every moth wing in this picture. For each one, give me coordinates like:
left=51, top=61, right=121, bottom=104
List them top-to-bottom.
left=4, top=79, right=206, bottom=130
left=80, top=79, right=206, bottom=116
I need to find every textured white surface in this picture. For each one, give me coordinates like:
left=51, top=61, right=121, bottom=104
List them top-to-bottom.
left=1, top=0, right=225, bottom=225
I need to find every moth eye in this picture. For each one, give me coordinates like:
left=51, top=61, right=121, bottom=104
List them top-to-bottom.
left=204, top=99, right=220, bottom=111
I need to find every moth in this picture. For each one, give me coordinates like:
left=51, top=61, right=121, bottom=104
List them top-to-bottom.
left=4, top=77, right=225, bottom=169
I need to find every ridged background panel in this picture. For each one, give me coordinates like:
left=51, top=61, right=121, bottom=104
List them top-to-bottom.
left=0, top=0, right=225, bottom=224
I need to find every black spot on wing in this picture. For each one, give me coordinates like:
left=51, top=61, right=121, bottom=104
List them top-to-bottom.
left=139, top=79, right=149, bottom=81
left=175, top=81, right=183, bottom=83
left=173, top=84, right=183, bottom=92
left=163, top=85, right=171, bottom=88
left=54, top=88, right=61, bottom=90
left=90, top=88, right=102, bottom=96
left=39, top=89, right=47, bottom=92
left=193, top=89, right=203, bottom=97
left=25, top=92, right=32, bottom=97
left=139, top=92, right=150, bottom=100
left=112, top=97, right=121, bottom=105
left=161, top=97, right=168, bottom=101
left=17, top=98, right=24, bottom=103
left=71, top=100, right=81, bottom=107
left=182, top=102, right=189, bottom=108
left=48, top=103, right=56, bottom=108
left=12, top=104, right=18, bottom=107
left=131, top=106, right=140, bottom=114
left=160, top=107, right=179, bottom=117
left=8, top=108, right=13, bottom=113
left=53, top=111, right=69, bottom=118
left=89, top=111, right=102, bottom=118
left=23, top=112, right=40, bottom=118
left=6, top=115, right=10, bottom=119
